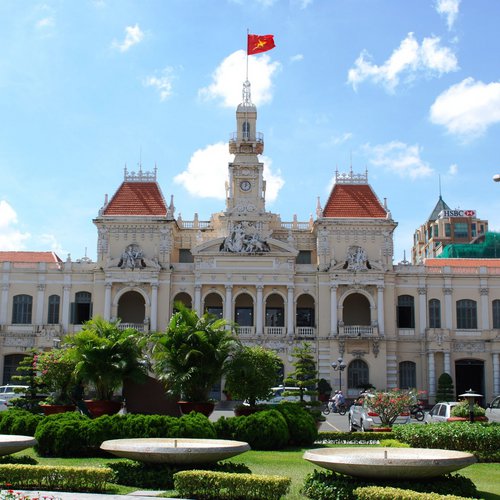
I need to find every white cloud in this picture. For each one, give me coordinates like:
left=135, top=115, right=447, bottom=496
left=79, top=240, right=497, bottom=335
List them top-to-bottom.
left=436, top=0, right=460, bottom=30
left=36, top=17, right=55, bottom=30
left=112, top=24, right=144, bottom=52
left=347, top=33, right=458, bottom=91
left=198, top=50, right=281, bottom=108
left=290, top=54, right=304, bottom=63
left=143, top=67, right=175, bottom=101
left=429, top=78, right=500, bottom=139
left=322, top=132, right=353, bottom=147
left=364, top=141, right=434, bottom=179
left=173, top=142, right=284, bottom=203
left=448, top=163, right=458, bottom=175
left=0, top=201, right=31, bottom=250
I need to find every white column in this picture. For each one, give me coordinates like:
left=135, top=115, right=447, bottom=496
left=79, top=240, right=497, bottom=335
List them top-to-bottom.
left=104, top=283, right=112, bottom=321
left=0, top=284, right=8, bottom=325
left=35, top=284, right=45, bottom=325
left=150, top=284, right=158, bottom=331
left=62, top=285, right=71, bottom=332
left=194, top=285, right=202, bottom=316
left=224, top=285, right=233, bottom=323
left=256, top=285, right=263, bottom=336
left=330, top=285, right=338, bottom=335
left=377, top=285, right=385, bottom=336
left=287, top=286, right=294, bottom=337
left=418, top=287, right=426, bottom=336
left=444, top=288, right=453, bottom=330
left=480, top=288, right=489, bottom=330
left=444, top=351, right=451, bottom=375
left=428, top=352, right=436, bottom=397
left=493, top=353, right=500, bottom=396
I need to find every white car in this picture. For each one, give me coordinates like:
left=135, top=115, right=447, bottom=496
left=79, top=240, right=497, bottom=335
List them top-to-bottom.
left=0, top=385, right=28, bottom=403
left=249, top=386, right=311, bottom=406
left=348, top=393, right=411, bottom=432
left=485, top=395, right=500, bottom=423
left=424, top=401, right=460, bottom=423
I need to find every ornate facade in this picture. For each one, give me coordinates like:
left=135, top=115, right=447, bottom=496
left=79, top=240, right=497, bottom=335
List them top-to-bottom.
left=1, top=81, right=499, bottom=405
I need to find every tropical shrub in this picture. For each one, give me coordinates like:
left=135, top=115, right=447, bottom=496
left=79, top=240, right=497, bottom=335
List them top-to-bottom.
left=435, top=373, right=455, bottom=403
left=365, top=390, right=414, bottom=427
left=451, top=401, right=486, bottom=418
left=274, top=402, right=317, bottom=446
left=0, top=409, right=42, bottom=436
left=234, top=409, right=289, bottom=450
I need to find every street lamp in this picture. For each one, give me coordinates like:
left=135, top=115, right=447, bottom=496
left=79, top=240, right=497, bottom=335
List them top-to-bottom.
left=331, top=357, right=347, bottom=392
left=458, top=389, right=482, bottom=423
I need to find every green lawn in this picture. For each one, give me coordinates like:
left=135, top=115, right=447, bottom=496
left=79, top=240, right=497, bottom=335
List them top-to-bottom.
left=10, top=447, right=500, bottom=499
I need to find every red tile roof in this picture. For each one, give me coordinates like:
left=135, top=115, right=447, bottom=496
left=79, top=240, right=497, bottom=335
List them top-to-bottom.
left=103, top=182, right=167, bottom=216
left=323, top=184, right=387, bottom=218
left=0, top=251, right=62, bottom=263
left=425, top=258, right=500, bottom=268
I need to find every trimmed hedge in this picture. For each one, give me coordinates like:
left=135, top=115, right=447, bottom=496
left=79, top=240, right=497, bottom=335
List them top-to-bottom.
left=274, top=402, right=318, bottom=446
left=0, top=408, right=43, bottom=436
left=393, top=422, right=500, bottom=462
left=316, top=431, right=393, bottom=444
left=0, top=464, right=113, bottom=492
left=174, top=470, right=291, bottom=500
left=301, top=470, right=479, bottom=500
left=353, top=485, right=475, bottom=500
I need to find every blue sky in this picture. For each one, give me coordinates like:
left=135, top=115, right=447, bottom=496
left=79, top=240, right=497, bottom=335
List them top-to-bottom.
left=1, top=0, right=500, bottom=262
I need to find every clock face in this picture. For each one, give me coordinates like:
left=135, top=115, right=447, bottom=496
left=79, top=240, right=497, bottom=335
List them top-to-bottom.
left=240, top=180, right=251, bottom=191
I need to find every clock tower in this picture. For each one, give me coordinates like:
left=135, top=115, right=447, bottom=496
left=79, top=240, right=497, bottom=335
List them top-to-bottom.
left=226, top=80, right=267, bottom=217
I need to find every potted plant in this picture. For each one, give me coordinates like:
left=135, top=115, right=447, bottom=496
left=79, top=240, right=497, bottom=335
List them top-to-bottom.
left=149, top=303, right=240, bottom=417
left=66, top=316, right=147, bottom=417
left=224, top=345, right=281, bottom=415
left=35, top=347, right=78, bottom=415
left=366, top=389, right=414, bottom=430
left=449, top=400, right=487, bottom=422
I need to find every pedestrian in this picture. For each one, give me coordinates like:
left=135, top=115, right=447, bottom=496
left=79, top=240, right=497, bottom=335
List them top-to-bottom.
left=71, top=380, right=92, bottom=417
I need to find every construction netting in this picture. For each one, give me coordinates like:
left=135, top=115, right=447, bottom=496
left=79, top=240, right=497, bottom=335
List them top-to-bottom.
left=438, top=232, right=500, bottom=258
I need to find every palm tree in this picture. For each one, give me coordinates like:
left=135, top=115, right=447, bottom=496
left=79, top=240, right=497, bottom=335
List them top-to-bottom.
left=150, top=303, right=240, bottom=403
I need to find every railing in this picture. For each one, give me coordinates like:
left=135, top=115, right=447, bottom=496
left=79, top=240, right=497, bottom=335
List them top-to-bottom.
left=117, top=323, right=147, bottom=333
left=339, top=325, right=375, bottom=337
left=237, top=326, right=255, bottom=336
left=264, top=326, right=285, bottom=336
left=296, top=326, right=315, bottom=337
left=398, top=328, right=415, bottom=336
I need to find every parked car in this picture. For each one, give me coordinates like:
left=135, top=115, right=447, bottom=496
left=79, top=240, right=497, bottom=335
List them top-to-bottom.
left=0, top=385, right=28, bottom=403
left=249, top=386, right=311, bottom=406
left=348, top=393, right=411, bottom=432
left=485, top=395, right=500, bottom=423
left=0, top=399, right=8, bottom=412
left=424, top=401, right=460, bottom=423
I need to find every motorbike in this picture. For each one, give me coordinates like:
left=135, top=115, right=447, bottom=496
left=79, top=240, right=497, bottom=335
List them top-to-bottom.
left=322, top=400, right=347, bottom=416
left=410, top=402, right=425, bottom=421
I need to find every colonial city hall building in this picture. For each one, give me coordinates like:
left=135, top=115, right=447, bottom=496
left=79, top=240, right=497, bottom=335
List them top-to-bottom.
left=1, top=81, right=499, bottom=407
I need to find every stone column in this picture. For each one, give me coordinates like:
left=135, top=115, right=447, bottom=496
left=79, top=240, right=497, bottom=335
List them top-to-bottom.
left=104, top=283, right=112, bottom=321
left=0, top=284, right=9, bottom=325
left=35, top=284, right=45, bottom=325
left=62, top=284, right=71, bottom=332
left=150, top=284, right=158, bottom=331
left=194, top=285, right=202, bottom=316
left=224, top=285, right=233, bottom=323
left=256, top=285, right=263, bottom=336
left=287, top=285, right=294, bottom=337
left=330, top=285, right=338, bottom=336
left=377, top=285, right=385, bottom=335
left=418, top=287, right=426, bottom=336
left=443, top=288, right=453, bottom=330
left=480, top=288, right=489, bottom=330
left=428, top=351, right=436, bottom=397
left=444, top=351, right=451, bottom=375
left=493, top=353, right=500, bottom=396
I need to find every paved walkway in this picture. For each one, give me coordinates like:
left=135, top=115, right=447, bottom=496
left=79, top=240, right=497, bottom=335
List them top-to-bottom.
left=2, top=490, right=183, bottom=499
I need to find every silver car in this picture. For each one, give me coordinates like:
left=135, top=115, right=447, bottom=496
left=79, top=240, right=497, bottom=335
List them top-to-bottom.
left=485, top=395, right=500, bottom=423
left=424, top=401, right=460, bottom=423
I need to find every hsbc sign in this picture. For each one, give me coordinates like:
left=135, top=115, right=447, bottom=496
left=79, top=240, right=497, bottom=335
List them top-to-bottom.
left=438, top=209, right=476, bottom=218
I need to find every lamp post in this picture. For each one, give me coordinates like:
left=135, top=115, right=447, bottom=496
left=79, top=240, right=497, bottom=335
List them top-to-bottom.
left=331, top=357, right=347, bottom=392
left=458, top=389, right=482, bottom=423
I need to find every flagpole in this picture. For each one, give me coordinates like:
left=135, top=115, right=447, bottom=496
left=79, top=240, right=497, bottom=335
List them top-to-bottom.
left=246, top=28, right=249, bottom=81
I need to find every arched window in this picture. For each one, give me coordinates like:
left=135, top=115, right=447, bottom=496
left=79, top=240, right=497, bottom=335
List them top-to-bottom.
left=242, top=121, right=250, bottom=140
left=70, top=291, right=92, bottom=325
left=12, top=294, right=32, bottom=324
left=47, top=295, right=60, bottom=324
left=397, top=295, right=415, bottom=328
left=428, top=298, right=441, bottom=328
left=456, top=299, right=477, bottom=329
left=493, top=300, right=500, bottom=329
left=2, top=354, right=25, bottom=384
left=347, top=359, right=369, bottom=391
left=399, top=361, right=416, bottom=389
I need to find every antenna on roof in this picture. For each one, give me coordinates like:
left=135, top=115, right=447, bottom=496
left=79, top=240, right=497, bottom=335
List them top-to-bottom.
left=439, top=174, right=442, bottom=198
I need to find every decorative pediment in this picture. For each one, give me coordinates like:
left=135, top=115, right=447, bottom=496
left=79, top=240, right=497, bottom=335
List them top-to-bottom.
left=191, top=237, right=298, bottom=257
left=106, top=243, right=161, bottom=270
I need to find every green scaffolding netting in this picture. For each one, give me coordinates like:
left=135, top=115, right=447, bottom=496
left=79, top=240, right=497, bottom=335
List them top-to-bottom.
left=438, top=232, right=500, bottom=258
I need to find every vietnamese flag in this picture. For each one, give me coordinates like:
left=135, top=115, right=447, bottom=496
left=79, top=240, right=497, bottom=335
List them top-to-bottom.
left=247, top=34, right=275, bottom=55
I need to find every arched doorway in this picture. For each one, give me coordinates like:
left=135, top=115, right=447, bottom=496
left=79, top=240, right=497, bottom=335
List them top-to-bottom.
left=117, top=291, right=146, bottom=324
left=173, top=292, right=192, bottom=309
left=204, top=292, right=223, bottom=319
left=234, top=293, right=254, bottom=332
left=265, top=293, right=284, bottom=335
left=296, top=293, right=315, bottom=337
left=343, top=293, right=371, bottom=325
left=455, top=359, right=485, bottom=406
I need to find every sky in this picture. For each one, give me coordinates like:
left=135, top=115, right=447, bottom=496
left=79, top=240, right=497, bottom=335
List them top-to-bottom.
left=1, top=0, right=500, bottom=263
